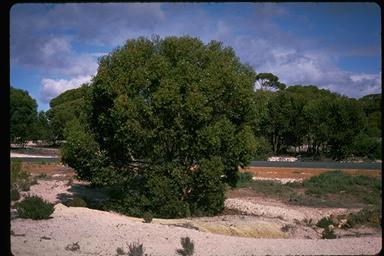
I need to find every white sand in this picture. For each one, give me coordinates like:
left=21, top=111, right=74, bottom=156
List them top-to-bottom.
left=11, top=204, right=382, bottom=256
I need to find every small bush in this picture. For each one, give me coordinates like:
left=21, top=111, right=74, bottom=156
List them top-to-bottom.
left=11, top=160, right=31, bottom=188
left=11, top=188, right=20, bottom=201
left=16, top=195, right=54, bottom=220
left=66, top=197, right=87, bottom=207
left=346, top=207, right=382, bottom=228
left=142, top=212, right=153, bottom=223
left=316, top=217, right=333, bottom=228
left=281, top=224, right=293, bottom=232
left=321, top=227, right=337, bottom=239
left=176, top=236, right=194, bottom=256
left=127, top=242, right=144, bottom=256
left=116, top=247, right=125, bottom=255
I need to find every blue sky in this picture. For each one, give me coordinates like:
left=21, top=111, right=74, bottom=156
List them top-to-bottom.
left=10, top=2, right=381, bottom=111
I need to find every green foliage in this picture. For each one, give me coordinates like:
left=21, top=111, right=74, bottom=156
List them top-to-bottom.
left=63, top=36, right=257, bottom=218
left=256, top=73, right=286, bottom=90
left=254, top=84, right=380, bottom=160
left=47, top=85, right=89, bottom=144
left=10, top=87, right=38, bottom=144
left=327, top=97, right=367, bottom=159
left=351, top=132, right=381, bottom=160
left=253, top=136, right=273, bottom=160
left=11, top=160, right=34, bottom=192
left=237, top=171, right=381, bottom=208
left=303, top=171, right=381, bottom=204
left=236, top=172, right=253, bottom=187
left=11, top=188, right=20, bottom=201
left=16, top=195, right=54, bottom=220
left=65, top=197, right=88, bottom=207
left=346, top=206, right=382, bottom=228
left=142, top=212, right=153, bottom=223
left=316, top=217, right=333, bottom=228
left=321, top=227, right=337, bottom=239
left=176, top=237, right=195, bottom=256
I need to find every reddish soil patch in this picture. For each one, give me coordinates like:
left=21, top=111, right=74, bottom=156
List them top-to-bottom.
left=21, top=162, right=75, bottom=177
left=241, top=167, right=381, bottom=180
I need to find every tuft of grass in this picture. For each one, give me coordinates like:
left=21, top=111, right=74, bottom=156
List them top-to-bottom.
left=236, top=172, right=253, bottom=187
left=15, top=195, right=54, bottom=220
left=142, top=212, right=153, bottom=223
left=176, top=236, right=194, bottom=256
left=127, top=242, right=144, bottom=256
left=116, top=247, right=125, bottom=255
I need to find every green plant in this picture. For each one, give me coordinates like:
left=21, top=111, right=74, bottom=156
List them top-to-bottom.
left=62, top=36, right=257, bottom=218
left=11, top=161, right=30, bottom=187
left=236, top=172, right=253, bottom=187
left=11, top=188, right=20, bottom=201
left=15, top=195, right=54, bottom=220
left=66, top=197, right=87, bottom=207
left=346, top=207, right=382, bottom=228
left=142, top=212, right=153, bottom=223
left=316, top=217, right=333, bottom=228
left=321, top=226, right=337, bottom=239
left=176, top=236, right=194, bottom=256
left=127, top=242, right=144, bottom=256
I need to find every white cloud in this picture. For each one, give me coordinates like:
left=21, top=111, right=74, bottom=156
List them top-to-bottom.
left=40, top=75, right=92, bottom=103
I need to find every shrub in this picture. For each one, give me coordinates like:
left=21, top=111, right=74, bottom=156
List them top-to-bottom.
left=62, top=36, right=257, bottom=218
left=11, top=160, right=30, bottom=188
left=11, top=188, right=20, bottom=201
left=16, top=195, right=54, bottom=220
left=66, top=197, right=87, bottom=207
left=346, top=207, right=382, bottom=228
left=142, top=212, right=153, bottom=223
left=316, top=217, right=333, bottom=228
left=281, top=224, right=293, bottom=232
left=321, top=226, right=337, bottom=239
left=176, top=236, right=194, bottom=256
left=127, top=242, right=144, bottom=256
left=116, top=247, right=125, bottom=255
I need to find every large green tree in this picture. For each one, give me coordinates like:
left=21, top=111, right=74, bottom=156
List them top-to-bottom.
left=62, top=36, right=257, bottom=217
left=10, top=87, right=38, bottom=145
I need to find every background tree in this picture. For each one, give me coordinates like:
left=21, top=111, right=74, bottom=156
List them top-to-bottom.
left=62, top=36, right=257, bottom=218
left=255, top=73, right=286, bottom=91
left=47, top=85, right=89, bottom=144
left=10, top=87, right=38, bottom=145
left=31, top=111, right=54, bottom=144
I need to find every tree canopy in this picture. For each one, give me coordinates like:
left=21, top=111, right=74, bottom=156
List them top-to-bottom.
left=62, top=36, right=257, bottom=217
left=47, top=85, right=89, bottom=144
left=10, top=87, right=38, bottom=145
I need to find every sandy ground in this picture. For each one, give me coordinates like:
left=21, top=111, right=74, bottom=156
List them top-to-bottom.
left=10, top=164, right=382, bottom=255
left=11, top=204, right=382, bottom=256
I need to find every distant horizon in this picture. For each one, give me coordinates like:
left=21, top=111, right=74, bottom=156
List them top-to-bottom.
left=10, top=3, right=381, bottom=111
